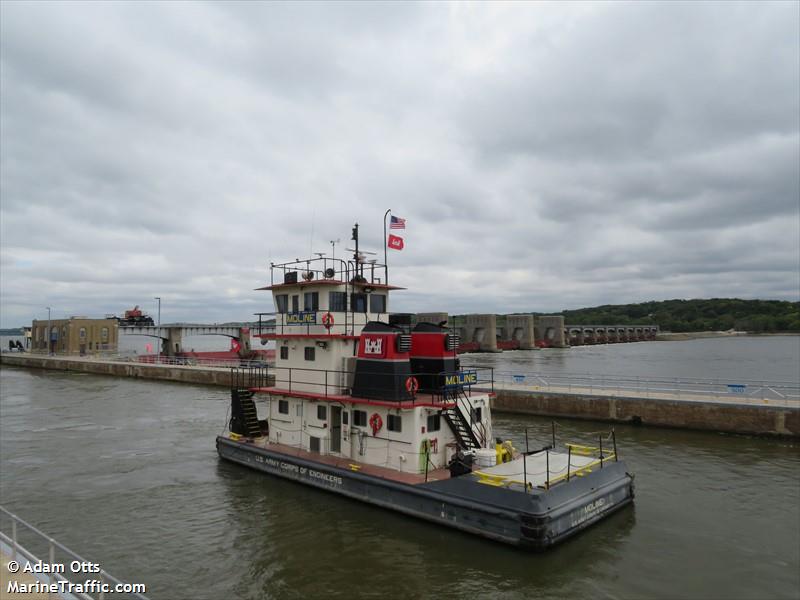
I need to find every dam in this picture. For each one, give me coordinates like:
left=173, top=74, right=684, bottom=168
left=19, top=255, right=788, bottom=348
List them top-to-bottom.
left=415, top=313, right=658, bottom=352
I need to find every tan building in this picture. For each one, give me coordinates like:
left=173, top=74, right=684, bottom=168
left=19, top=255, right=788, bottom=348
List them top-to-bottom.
left=31, top=317, right=119, bottom=355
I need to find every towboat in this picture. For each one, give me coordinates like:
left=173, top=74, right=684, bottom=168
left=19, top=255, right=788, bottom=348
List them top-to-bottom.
left=216, top=224, right=634, bottom=549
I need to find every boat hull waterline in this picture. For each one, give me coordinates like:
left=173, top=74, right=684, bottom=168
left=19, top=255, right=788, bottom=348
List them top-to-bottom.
left=217, top=436, right=634, bottom=549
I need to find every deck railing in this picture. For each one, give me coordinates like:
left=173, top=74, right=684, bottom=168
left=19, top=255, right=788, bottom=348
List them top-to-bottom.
left=253, top=311, right=376, bottom=338
left=46, top=353, right=274, bottom=370
left=134, top=355, right=272, bottom=369
left=230, top=364, right=494, bottom=405
left=486, top=370, right=800, bottom=406
left=474, top=425, right=620, bottom=493
left=0, top=506, right=148, bottom=600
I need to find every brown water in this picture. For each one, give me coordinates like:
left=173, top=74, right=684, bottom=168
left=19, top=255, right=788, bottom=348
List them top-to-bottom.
left=460, top=335, right=800, bottom=383
left=1, top=365, right=798, bottom=600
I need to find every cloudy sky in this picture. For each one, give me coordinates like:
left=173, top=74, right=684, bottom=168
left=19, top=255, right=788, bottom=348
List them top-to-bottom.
left=1, top=1, right=798, bottom=327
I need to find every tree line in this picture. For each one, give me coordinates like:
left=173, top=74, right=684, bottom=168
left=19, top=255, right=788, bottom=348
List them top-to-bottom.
left=558, top=298, right=800, bottom=333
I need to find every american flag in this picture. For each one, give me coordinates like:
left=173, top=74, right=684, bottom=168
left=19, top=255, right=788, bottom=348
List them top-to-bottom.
left=390, top=215, right=406, bottom=229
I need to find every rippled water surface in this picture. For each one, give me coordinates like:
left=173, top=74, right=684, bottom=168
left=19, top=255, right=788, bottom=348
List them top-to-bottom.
left=1, top=356, right=799, bottom=599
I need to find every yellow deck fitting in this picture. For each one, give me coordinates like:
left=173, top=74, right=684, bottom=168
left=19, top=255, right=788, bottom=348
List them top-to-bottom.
left=475, top=472, right=509, bottom=487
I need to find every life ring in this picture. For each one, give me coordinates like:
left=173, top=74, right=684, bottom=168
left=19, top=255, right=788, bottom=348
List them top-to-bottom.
left=321, top=312, right=334, bottom=330
left=405, top=376, right=419, bottom=395
left=369, top=413, right=383, bottom=436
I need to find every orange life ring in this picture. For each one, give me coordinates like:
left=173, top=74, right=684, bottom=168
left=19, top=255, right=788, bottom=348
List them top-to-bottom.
left=322, top=312, right=334, bottom=330
left=405, top=376, right=419, bottom=395
left=369, top=413, right=383, bottom=436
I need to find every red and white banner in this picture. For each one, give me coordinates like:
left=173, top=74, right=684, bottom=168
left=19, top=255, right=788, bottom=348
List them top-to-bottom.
left=387, top=234, right=404, bottom=250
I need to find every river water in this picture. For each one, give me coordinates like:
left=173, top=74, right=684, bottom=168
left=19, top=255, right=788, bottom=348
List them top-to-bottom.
left=460, top=335, right=800, bottom=383
left=1, top=337, right=799, bottom=599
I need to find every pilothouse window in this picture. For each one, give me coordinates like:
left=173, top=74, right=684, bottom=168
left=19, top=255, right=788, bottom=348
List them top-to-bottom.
left=304, top=292, right=319, bottom=311
left=328, top=292, right=347, bottom=312
left=351, top=293, right=367, bottom=313
left=275, top=294, right=288, bottom=314
left=369, top=294, right=386, bottom=313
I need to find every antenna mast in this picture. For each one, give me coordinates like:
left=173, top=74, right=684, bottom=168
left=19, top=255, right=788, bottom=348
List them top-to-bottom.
left=383, top=209, right=391, bottom=284
left=351, top=223, right=360, bottom=277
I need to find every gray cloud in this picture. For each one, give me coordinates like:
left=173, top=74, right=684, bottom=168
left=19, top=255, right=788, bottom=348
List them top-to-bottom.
left=1, top=1, right=798, bottom=327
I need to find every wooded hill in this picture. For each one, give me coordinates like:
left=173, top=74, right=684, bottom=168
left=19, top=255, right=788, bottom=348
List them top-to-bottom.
left=557, top=299, right=800, bottom=333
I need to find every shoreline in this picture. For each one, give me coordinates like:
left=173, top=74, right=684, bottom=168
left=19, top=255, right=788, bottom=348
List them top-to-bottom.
left=656, top=330, right=747, bottom=341
left=652, top=331, right=800, bottom=341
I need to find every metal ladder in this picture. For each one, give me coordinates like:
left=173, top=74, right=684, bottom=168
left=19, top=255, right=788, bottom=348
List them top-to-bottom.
left=441, top=391, right=482, bottom=450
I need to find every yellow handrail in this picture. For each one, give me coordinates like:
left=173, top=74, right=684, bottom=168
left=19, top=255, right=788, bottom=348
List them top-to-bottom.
left=565, top=443, right=599, bottom=456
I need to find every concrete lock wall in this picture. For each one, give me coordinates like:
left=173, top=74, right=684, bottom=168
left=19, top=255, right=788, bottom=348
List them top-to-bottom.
left=463, top=314, right=498, bottom=352
left=505, top=315, right=535, bottom=349
left=536, top=316, right=566, bottom=347
left=0, top=354, right=271, bottom=387
left=3, top=354, right=793, bottom=437
left=493, top=389, right=799, bottom=437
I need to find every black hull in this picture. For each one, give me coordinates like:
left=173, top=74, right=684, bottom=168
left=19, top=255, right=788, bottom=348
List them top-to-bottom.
left=216, top=437, right=634, bottom=549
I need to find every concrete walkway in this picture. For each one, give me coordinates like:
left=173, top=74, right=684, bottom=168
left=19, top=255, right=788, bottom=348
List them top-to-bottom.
left=0, top=353, right=239, bottom=387
left=491, top=382, right=800, bottom=409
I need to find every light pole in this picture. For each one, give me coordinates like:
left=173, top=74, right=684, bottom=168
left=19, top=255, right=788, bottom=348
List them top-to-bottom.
left=154, top=297, right=161, bottom=363
left=46, top=307, right=51, bottom=355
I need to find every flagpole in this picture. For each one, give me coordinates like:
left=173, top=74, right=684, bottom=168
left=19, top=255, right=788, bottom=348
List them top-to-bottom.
left=383, top=208, right=391, bottom=284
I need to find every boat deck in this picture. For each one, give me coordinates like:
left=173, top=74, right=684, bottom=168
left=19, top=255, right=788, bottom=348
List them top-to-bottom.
left=235, top=437, right=607, bottom=491
left=243, top=437, right=452, bottom=485
left=474, top=451, right=602, bottom=488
